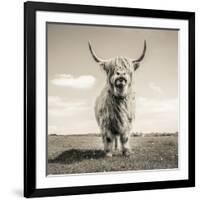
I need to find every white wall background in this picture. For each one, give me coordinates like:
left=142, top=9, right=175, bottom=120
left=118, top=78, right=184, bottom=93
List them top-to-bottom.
left=0, top=0, right=199, bottom=199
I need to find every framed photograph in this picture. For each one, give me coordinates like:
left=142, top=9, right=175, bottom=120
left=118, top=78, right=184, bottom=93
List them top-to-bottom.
left=24, top=1, right=195, bottom=198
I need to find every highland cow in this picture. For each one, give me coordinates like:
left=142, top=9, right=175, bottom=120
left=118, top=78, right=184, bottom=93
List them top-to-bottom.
left=88, top=41, right=146, bottom=157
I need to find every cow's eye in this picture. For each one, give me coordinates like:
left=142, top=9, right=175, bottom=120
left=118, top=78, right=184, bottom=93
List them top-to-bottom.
left=116, top=72, right=120, bottom=75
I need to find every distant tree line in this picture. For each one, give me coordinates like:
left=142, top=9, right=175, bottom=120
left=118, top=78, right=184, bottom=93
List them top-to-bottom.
left=49, top=132, right=178, bottom=137
left=131, top=132, right=178, bottom=137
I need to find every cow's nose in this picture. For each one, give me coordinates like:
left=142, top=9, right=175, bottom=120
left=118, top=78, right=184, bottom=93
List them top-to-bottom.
left=119, top=77, right=124, bottom=82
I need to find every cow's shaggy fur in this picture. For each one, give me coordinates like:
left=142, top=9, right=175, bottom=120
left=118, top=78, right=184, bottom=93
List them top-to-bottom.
left=89, top=42, right=146, bottom=157
left=95, top=57, right=135, bottom=156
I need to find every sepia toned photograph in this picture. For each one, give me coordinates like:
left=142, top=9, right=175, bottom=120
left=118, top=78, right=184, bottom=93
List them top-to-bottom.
left=24, top=2, right=195, bottom=197
left=47, top=23, right=178, bottom=175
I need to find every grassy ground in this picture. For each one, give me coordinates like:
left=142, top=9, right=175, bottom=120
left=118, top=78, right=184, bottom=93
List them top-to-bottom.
left=47, top=135, right=178, bottom=175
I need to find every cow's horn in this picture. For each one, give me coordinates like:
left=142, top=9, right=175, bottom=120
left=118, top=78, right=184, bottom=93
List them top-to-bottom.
left=132, top=40, right=146, bottom=63
left=88, top=41, right=106, bottom=63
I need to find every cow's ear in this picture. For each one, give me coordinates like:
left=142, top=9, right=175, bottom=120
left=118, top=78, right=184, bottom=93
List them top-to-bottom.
left=100, top=62, right=109, bottom=73
left=133, top=62, right=140, bottom=71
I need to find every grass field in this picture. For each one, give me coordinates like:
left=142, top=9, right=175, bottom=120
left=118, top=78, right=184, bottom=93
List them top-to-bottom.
left=47, top=134, right=178, bottom=175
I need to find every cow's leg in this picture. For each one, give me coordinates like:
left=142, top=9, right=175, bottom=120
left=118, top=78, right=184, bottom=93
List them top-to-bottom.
left=103, top=132, right=113, bottom=157
left=120, top=133, right=131, bottom=156
left=114, top=135, right=120, bottom=151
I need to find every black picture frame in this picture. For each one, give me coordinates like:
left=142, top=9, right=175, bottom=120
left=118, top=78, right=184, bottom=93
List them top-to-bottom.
left=24, top=1, right=195, bottom=198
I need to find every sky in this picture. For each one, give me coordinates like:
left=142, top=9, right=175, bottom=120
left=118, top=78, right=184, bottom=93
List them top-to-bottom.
left=47, top=23, right=178, bottom=135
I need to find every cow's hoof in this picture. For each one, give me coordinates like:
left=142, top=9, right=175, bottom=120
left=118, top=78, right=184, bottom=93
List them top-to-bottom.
left=122, top=149, right=131, bottom=157
left=105, top=152, right=112, bottom=157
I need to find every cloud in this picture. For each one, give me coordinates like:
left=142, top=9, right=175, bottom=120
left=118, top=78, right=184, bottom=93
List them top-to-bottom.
left=51, top=74, right=96, bottom=89
left=149, top=82, right=164, bottom=95
left=48, top=96, right=89, bottom=117
left=48, top=96, right=85, bottom=108
left=48, top=96, right=98, bottom=134
left=48, top=96, right=97, bottom=134
left=134, top=96, right=178, bottom=132
left=137, top=96, right=178, bottom=115
left=48, top=120, right=99, bottom=135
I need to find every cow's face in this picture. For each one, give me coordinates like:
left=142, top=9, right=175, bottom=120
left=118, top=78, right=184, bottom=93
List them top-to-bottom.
left=88, top=40, right=146, bottom=98
left=103, top=57, right=134, bottom=98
